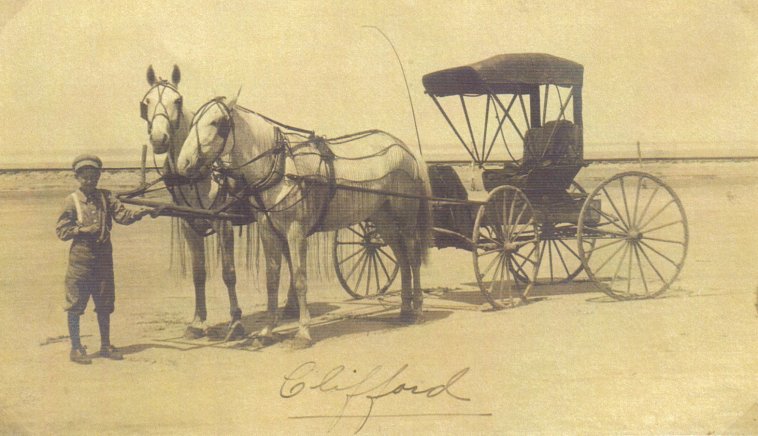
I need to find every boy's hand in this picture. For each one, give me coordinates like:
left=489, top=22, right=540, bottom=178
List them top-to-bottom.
left=78, top=223, right=100, bottom=234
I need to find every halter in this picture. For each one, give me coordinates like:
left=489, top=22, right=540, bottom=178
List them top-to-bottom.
left=140, top=80, right=183, bottom=135
left=188, top=98, right=288, bottom=196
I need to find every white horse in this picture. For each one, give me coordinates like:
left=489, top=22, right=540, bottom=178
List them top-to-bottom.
left=140, top=66, right=249, bottom=339
left=175, top=97, right=432, bottom=347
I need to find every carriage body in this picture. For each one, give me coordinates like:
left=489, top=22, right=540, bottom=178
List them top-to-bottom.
left=422, top=53, right=595, bottom=248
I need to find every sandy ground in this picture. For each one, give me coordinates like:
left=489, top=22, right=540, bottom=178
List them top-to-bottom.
left=0, top=161, right=756, bottom=435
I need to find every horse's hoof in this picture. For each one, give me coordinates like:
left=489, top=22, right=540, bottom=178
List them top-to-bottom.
left=282, top=304, right=299, bottom=320
left=399, top=311, right=417, bottom=324
left=224, top=321, right=246, bottom=342
left=184, top=326, right=206, bottom=339
left=251, top=335, right=276, bottom=348
left=288, top=336, right=313, bottom=349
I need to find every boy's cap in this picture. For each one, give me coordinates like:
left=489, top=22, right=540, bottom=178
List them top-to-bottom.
left=72, top=154, right=103, bottom=172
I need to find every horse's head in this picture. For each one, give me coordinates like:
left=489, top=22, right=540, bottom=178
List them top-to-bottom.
left=141, top=65, right=184, bottom=154
left=176, top=97, right=234, bottom=178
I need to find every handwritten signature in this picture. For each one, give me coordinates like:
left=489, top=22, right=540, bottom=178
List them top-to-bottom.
left=281, top=361, right=471, bottom=433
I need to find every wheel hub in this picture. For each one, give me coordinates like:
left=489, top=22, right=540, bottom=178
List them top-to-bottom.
left=627, top=228, right=642, bottom=241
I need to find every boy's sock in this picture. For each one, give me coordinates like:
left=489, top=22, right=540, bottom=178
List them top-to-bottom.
left=67, top=312, right=81, bottom=350
left=97, top=312, right=110, bottom=348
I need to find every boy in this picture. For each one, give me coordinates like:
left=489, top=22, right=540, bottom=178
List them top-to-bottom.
left=56, top=154, right=153, bottom=364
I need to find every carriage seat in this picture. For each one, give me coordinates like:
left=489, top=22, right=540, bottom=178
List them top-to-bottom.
left=522, top=120, right=581, bottom=171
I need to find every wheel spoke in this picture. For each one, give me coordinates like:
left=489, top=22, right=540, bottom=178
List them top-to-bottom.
left=631, top=175, right=643, bottom=227
left=619, top=177, right=633, bottom=227
left=635, top=185, right=661, bottom=229
left=602, top=186, right=630, bottom=230
left=638, top=199, right=676, bottom=231
left=511, top=202, right=528, bottom=235
left=588, top=204, right=628, bottom=233
left=511, top=218, right=535, bottom=241
left=641, top=219, right=683, bottom=234
left=348, top=226, right=364, bottom=238
left=587, top=227, right=628, bottom=238
left=642, top=235, right=685, bottom=245
left=513, top=238, right=539, bottom=248
left=557, top=238, right=581, bottom=259
left=585, top=238, right=625, bottom=254
left=593, top=239, right=628, bottom=274
left=547, top=240, right=555, bottom=282
left=553, top=240, right=571, bottom=277
left=639, top=240, right=681, bottom=267
left=336, top=241, right=370, bottom=246
left=626, top=241, right=633, bottom=295
left=609, top=242, right=631, bottom=291
left=637, top=242, right=666, bottom=282
left=633, top=243, right=649, bottom=295
left=338, top=246, right=366, bottom=266
left=376, top=246, right=397, bottom=264
left=344, top=250, right=368, bottom=282
left=375, top=250, right=392, bottom=283
left=512, top=250, right=537, bottom=264
left=354, top=251, right=370, bottom=292
left=364, top=251, right=373, bottom=296
left=481, top=251, right=504, bottom=278
left=372, top=253, right=381, bottom=293
left=486, top=254, right=505, bottom=295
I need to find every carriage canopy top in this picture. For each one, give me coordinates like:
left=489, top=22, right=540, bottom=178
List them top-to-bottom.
left=422, top=53, right=584, bottom=97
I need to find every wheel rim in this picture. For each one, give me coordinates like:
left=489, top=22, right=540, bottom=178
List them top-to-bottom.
left=578, top=171, right=689, bottom=299
left=473, top=186, right=539, bottom=308
left=333, top=221, right=399, bottom=299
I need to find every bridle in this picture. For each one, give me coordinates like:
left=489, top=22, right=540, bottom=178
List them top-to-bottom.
left=140, top=80, right=183, bottom=136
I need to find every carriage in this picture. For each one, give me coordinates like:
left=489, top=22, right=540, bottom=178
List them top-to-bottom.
left=123, top=53, right=689, bottom=322
left=332, top=53, right=689, bottom=308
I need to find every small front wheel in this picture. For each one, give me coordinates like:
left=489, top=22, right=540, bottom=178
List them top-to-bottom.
left=473, top=185, right=540, bottom=309
left=333, top=221, right=399, bottom=299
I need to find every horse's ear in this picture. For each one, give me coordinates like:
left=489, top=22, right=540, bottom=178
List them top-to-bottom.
left=147, top=65, right=156, bottom=85
left=171, top=65, right=181, bottom=86
left=226, top=87, right=242, bottom=110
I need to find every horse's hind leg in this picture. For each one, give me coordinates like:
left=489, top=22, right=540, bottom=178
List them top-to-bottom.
left=257, top=218, right=282, bottom=345
left=183, top=221, right=208, bottom=338
left=217, top=221, right=244, bottom=341
left=287, top=224, right=313, bottom=348
left=280, top=244, right=300, bottom=319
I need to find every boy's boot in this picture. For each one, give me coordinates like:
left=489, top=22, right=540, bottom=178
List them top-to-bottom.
left=68, top=312, right=91, bottom=364
left=97, top=312, right=123, bottom=360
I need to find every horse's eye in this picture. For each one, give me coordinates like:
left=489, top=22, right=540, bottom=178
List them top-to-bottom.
left=176, top=98, right=183, bottom=106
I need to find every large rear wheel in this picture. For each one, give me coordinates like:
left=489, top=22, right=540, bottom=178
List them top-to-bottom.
left=578, top=172, right=688, bottom=299
left=473, top=185, right=540, bottom=309
left=333, top=221, right=399, bottom=299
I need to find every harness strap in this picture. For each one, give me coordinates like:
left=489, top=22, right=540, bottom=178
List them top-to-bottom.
left=305, top=137, right=337, bottom=237
left=70, top=193, right=83, bottom=225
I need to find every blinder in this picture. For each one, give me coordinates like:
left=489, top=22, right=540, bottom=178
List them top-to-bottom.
left=140, top=101, right=148, bottom=121
left=217, top=117, right=231, bottom=140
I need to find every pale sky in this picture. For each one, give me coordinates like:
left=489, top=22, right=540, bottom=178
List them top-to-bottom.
left=1, top=0, right=756, bottom=167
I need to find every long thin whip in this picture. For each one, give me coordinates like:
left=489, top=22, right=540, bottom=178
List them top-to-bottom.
left=362, top=25, right=422, bottom=156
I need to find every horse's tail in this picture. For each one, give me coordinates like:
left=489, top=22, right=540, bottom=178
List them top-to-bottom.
left=414, top=154, right=434, bottom=264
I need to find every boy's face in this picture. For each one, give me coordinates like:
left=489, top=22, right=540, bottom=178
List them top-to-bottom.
left=75, top=167, right=101, bottom=194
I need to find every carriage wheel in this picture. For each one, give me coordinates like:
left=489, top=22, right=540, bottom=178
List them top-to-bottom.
left=578, top=171, right=688, bottom=300
left=514, top=182, right=593, bottom=284
left=473, top=185, right=540, bottom=309
left=333, top=221, right=399, bottom=299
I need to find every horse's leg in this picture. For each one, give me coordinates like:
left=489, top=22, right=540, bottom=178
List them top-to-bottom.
left=374, top=215, right=415, bottom=322
left=257, top=218, right=282, bottom=345
left=183, top=221, right=208, bottom=338
left=217, top=221, right=244, bottom=340
left=288, top=224, right=312, bottom=348
left=410, top=239, right=424, bottom=319
left=281, top=244, right=300, bottom=319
